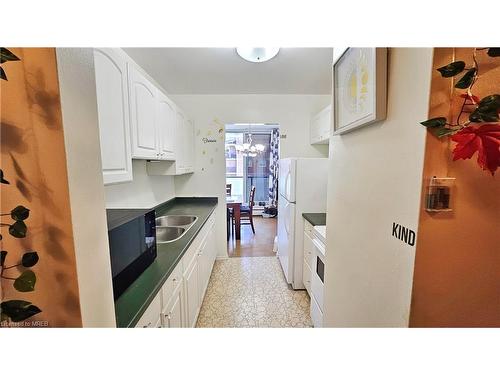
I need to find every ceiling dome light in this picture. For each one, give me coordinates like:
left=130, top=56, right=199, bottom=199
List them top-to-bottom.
left=236, top=47, right=280, bottom=63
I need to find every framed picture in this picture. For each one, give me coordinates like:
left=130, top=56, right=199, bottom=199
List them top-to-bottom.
left=332, top=48, right=388, bottom=135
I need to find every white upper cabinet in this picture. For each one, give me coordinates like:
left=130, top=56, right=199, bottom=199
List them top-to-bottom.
left=93, top=48, right=133, bottom=185
left=94, top=48, right=194, bottom=179
left=128, top=64, right=159, bottom=159
left=156, top=90, right=176, bottom=160
left=310, top=105, right=332, bottom=145
left=147, top=107, right=195, bottom=176
left=176, top=109, right=187, bottom=170
left=178, top=114, right=195, bottom=173
left=185, top=119, right=195, bottom=172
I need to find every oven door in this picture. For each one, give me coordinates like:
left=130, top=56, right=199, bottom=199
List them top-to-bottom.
left=311, top=237, right=325, bottom=311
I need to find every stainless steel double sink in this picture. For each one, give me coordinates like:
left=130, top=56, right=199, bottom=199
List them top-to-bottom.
left=156, top=215, right=198, bottom=243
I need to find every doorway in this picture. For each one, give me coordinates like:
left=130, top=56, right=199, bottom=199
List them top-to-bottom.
left=224, top=123, right=280, bottom=257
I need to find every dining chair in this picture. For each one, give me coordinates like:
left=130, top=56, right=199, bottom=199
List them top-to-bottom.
left=226, top=183, right=234, bottom=240
left=233, top=186, right=256, bottom=234
left=226, top=208, right=232, bottom=240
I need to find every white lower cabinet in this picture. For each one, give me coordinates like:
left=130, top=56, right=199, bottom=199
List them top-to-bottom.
left=135, top=211, right=216, bottom=328
left=303, top=220, right=314, bottom=295
left=197, top=226, right=216, bottom=305
left=184, top=255, right=200, bottom=327
left=302, top=259, right=312, bottom=295
left=162, top=282, right=184, bottom=328
left=135, top=293, right=162, bottom=328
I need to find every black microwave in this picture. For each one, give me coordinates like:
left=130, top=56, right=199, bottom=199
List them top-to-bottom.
left=106, top=209, right=157, bottom=300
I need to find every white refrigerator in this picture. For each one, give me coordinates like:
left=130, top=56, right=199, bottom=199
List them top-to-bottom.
left=277, top=158, right=328, bottom=289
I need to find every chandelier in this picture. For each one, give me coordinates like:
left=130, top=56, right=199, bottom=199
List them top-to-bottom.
left=235, top=133, right=265, bottom=157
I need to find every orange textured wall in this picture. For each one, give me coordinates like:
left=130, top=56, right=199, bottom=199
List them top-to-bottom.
left=1, top=48, right=82, bottom=327
left=410, top=48, right=500, bottom=327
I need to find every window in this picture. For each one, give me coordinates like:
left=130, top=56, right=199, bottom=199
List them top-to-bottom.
left=225, top=131, right=272, bottom=206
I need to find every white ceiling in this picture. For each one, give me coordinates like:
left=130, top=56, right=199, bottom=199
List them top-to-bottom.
left=123, top=48, right=333, bottom=95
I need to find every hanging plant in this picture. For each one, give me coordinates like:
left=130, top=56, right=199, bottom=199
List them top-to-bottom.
left=420, top=48, right=500, bottom=175
left=0, top=49, right=42, bottom=325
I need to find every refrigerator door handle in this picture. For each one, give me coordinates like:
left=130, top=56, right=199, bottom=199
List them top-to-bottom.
left=284, top=171, right=290, bottom=201
left=284, top=202, right=290, bottom=235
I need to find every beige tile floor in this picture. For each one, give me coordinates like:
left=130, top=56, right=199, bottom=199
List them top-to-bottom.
left=196, top=256, right=312, bottom=328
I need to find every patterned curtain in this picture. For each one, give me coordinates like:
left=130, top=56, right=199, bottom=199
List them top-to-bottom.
left=268, top=128, right=279, bottom=206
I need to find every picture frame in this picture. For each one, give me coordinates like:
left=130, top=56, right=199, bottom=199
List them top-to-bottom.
left=332, top=47, right=388, bottom=135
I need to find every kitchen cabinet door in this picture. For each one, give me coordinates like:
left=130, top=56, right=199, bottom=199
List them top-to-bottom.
left=93, top=48, right=133, bottom=185
left=128, top=64, right=159, bottom=159
left=156, top=90, right=176, bottom=160
left=310, top=105, right=331, bottom=145
left=318, top=105, right=331, bottom=142
left=175, top=109, right=187, bottom=171
left=310, top=113, right=321, bottom=144
left=184, top=118, right=195, bottom=172
left=197, top=216, right=217, bottom=306
left=206, top=218, right=217, bottom=272
left=197, top=239, right=209, bottom=306
left=184, top=255, right=200, bottom=327
left=302, top=259, right=312, bottom=296
left=162, top=282, right=184, bottom=328
left=135, top=292, right=162, bottom=328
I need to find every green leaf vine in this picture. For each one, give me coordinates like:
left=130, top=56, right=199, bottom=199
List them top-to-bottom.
left=419, top=47, right=500, bottom=175
left=420, top=47, right=500, bottom=137
left=0, top=48, right=20, bottom=81
left=0, top=49, right=42, bottom=324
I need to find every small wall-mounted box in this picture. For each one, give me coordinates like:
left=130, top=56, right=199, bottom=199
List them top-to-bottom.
left=425, top=177, right=455, bottom=212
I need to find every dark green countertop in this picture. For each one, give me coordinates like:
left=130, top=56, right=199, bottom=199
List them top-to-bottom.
left=114, top=197, right=218, bottom=328
left=302, top=213, right=326, bottom=226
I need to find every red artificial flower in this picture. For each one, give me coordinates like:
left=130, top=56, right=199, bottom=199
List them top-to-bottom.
left=460, top=93, right=480, bottom=104
left=451, top=124, right=500, bottom=175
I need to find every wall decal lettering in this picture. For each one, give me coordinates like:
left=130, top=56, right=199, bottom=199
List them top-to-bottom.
left=202, top=137, right=217, bottom=143
left=392, top=222, right=416, bottom=246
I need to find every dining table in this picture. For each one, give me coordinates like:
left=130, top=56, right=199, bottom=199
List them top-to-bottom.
left=226, top=195, right=243, bottom=240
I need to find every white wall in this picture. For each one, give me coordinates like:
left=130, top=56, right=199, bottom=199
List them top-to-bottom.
left=57, top=48, right=116, bottom=327
left=323, top=48, right=433, bottom=327
left=172, top=94, right=331, bottom=257
left=105, top=160, right=175, bottom=208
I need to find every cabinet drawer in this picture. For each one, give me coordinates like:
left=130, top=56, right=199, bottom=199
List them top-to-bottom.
left=181, top=213, right=215, bottom=270
left=303, top=231, right=315, bottom=267
left=182, top=237, right=201, bottom=270
left=302, top=260, right=312, bottom=296
left=161, top=261, right=183, bottom=307
left=135, top=292, right=162, bottom=328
